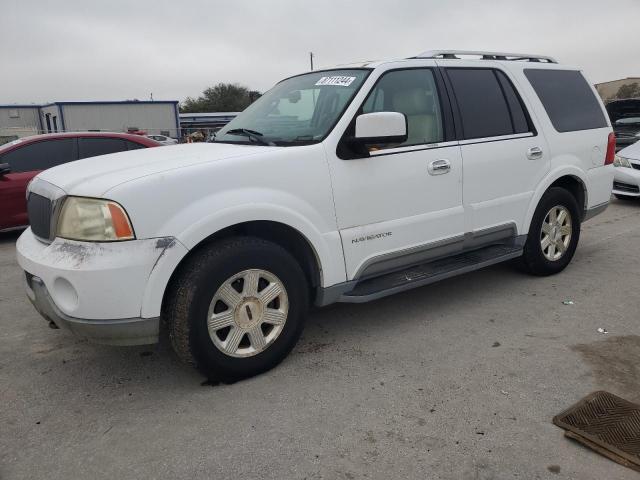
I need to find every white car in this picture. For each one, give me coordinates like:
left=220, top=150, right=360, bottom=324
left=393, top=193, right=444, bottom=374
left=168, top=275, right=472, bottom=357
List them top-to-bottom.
left=17, top=50, right=614, bottom=381
left=146, top=134, right=178, bottom=145
left=612, top=141, right=640, bottom=199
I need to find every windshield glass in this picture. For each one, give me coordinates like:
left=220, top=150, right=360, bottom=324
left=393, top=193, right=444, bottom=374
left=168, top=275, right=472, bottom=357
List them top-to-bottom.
left=215, top=69, right=370, bottom=146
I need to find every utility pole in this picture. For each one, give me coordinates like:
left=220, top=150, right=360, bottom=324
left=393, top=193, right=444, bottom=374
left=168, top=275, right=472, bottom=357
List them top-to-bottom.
left=309, top=52, right=314, bottom=71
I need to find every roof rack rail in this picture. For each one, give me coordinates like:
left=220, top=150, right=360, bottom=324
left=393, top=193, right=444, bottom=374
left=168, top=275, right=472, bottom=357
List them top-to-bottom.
left=413, top=50, right=557, bottom=64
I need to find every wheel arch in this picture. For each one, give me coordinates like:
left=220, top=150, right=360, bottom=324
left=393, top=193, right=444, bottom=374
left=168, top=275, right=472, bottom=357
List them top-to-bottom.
left=523, top=168, right=588, bottom=234
left=548, top=175, right=587, bottom=218
left=156, top=220, right=325, bottom=320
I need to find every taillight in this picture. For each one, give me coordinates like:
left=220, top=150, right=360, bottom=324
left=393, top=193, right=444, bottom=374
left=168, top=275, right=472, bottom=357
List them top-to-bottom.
left=605, top=132, right=616, bottom=165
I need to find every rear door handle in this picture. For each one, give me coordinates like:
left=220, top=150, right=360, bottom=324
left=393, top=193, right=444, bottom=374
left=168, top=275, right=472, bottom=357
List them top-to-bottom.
left=527, top=146, right=543, bottom=160
left=428, top=159, right=451, bottom=175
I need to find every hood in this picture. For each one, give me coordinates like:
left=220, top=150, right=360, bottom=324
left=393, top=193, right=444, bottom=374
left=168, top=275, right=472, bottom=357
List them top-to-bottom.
left=619, top=139, right=640, bottom=160
left=36, top=143, right=274, bottom=196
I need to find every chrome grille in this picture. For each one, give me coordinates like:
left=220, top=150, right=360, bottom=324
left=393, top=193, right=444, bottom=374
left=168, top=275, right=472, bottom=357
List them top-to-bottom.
left=27, top=193, right=52, bottom=239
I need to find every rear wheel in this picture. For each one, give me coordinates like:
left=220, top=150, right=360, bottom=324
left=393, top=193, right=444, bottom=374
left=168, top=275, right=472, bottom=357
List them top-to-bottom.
left=518, top=187, right=581, bottom=276
left=165, top=236, right=308, bottom=382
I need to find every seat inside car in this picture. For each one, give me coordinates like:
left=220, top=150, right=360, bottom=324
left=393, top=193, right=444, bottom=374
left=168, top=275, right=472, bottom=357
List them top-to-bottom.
left=391, top=88, right=440, bottom=145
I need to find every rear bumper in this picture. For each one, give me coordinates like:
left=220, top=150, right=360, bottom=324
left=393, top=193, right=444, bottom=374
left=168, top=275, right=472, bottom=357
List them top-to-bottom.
left=25, top=273, right=159, bottom=345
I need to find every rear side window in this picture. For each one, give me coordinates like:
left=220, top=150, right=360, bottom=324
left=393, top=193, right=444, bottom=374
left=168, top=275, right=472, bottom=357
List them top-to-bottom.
left=447, top=68, right=514, bottom=139
left=524, top=69, right=607, bottom=132
left=496, top=71, right=530, bottom=134
left=78, top=137, right=127, bottom=159
left=2, top=139, right=76, bottom=173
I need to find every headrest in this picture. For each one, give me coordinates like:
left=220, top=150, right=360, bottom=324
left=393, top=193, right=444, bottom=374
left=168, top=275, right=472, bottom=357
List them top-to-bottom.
left=391, top=88, right=434, bottom=116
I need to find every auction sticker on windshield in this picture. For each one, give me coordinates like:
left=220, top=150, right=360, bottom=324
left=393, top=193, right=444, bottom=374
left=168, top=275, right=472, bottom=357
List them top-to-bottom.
left=315, top=76, right=357, bottom=87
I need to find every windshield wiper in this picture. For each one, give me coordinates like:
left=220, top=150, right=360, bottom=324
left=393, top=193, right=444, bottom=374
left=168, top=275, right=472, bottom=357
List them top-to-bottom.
left=224, top=128, right=274, bottom=146
left=273, top=135, right=317, bottom=146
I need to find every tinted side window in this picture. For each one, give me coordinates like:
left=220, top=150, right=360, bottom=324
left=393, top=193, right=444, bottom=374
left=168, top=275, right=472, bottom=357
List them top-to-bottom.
left=447, top=68, right=513, bottom=139
left=362, top=69, right=444, bottom=147
left=524, top=69, right=607, bottom=132
left=496, top=71, right=530, bottom=134
left=78, top=138, right=127, bottom=159
left=3, top=139, right=75, bottom=173
left=126, top=141, right=145, bottom=150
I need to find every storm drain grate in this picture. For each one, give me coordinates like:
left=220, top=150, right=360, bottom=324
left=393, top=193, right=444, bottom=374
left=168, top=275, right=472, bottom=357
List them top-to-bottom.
left=553, top=391, right=640, bottom=472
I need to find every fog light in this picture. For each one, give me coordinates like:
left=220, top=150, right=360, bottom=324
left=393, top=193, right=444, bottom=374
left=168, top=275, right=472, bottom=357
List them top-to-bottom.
left=52, top=277, right=79, bottom=312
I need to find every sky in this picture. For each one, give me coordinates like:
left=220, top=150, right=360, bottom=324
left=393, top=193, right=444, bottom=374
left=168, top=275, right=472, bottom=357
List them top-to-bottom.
left=1, top=0, right=639, bottom=105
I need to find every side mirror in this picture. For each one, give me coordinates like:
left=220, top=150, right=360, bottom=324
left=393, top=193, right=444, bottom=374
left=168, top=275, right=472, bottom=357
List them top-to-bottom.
left=352, top=112, right=407, bottom=145
left=0, top=163, right=10, bottom=176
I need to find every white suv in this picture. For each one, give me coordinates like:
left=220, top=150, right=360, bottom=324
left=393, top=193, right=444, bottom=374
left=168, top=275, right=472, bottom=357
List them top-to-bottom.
left=17, top=50, right=614, bottom=381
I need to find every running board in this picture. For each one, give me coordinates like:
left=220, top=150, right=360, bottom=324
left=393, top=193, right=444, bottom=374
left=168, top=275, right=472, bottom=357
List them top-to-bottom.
left=339, top=244, right=523, bottom=303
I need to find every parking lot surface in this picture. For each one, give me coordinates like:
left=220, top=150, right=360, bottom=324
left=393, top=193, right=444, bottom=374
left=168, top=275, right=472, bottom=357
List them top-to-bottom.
left=1, top=199, right=639, bottom=480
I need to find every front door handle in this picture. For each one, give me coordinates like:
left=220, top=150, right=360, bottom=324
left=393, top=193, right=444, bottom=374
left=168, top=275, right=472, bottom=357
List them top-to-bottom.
left=527, top=146, right=543, bottom=160
left=428, top=159, right=451, bottom=175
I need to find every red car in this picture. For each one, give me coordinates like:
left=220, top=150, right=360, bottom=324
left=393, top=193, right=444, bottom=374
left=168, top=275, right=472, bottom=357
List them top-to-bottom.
left=0, top=132, right=161, bottom=232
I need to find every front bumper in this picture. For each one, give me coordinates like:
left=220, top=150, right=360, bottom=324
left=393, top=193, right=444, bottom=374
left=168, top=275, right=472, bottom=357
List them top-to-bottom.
left=613, top=166, right=640, bottom=197
left=16, top=229, right=188, bottom=345
left=25, top=273, right=159, bottom=345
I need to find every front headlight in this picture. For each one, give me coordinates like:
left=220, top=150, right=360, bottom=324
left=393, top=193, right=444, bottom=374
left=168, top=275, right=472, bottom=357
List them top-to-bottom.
left=613, top=154, right=632, bottom=168
left=57, top=197, right=135, bottom=241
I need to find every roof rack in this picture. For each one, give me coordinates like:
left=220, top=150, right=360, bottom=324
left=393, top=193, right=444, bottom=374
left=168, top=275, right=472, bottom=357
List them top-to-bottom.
left=414, top=50, right=557, bottom=64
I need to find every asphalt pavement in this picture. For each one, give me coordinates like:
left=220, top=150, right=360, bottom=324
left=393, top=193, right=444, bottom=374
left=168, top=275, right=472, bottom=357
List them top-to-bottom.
left=2, top=198, right=640, bottom=479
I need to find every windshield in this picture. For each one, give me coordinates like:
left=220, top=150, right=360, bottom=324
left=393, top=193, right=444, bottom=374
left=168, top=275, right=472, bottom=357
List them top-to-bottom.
left=214, top=69, right=370, bottom=146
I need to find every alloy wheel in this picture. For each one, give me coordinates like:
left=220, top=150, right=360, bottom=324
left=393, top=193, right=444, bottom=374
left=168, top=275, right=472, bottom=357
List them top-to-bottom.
left=540, top=205, right=572, bottom=261
left=207, top=269, right=289, bottom=358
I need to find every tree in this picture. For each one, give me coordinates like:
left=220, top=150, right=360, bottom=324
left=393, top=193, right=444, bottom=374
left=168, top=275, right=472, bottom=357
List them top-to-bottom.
left=614, top=82, right=640, bottom=100
left=180, top=83, right=261, bottom=113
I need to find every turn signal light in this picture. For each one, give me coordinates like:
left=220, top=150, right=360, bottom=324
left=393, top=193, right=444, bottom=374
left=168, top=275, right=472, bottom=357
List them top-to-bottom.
left=107, top=203, right=135, bottom=239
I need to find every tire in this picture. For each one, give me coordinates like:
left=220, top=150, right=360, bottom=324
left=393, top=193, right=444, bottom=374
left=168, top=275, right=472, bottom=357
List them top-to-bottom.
left=518, top=187, right=581, bottom=276
left=614, top=194, right=638, bottom=201
left=164, top=236, right=309, bottom=382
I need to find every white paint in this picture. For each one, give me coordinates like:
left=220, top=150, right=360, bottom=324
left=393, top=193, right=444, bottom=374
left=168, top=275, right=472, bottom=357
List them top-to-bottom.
left=17, top=53, right=614, bottom=331
left=354, top=112, right=406, bottom=140
left=612, top=142, right=640, bottom=197
left=16, top=231, right=189, bottom=320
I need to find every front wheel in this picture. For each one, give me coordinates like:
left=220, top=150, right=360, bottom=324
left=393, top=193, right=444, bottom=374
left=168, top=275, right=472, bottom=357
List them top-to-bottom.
left=518, top=187, right=581, bottom=276
left=164, top=237, right=309, bottom=382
